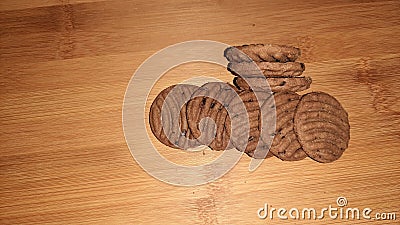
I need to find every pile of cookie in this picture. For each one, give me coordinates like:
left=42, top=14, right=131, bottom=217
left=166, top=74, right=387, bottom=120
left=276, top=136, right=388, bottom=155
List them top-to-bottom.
left=149, top=44, right=350, bottom=163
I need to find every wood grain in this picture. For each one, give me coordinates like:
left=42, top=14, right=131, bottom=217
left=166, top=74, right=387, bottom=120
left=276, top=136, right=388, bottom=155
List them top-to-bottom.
left=1, top=0, right=399, bottom=224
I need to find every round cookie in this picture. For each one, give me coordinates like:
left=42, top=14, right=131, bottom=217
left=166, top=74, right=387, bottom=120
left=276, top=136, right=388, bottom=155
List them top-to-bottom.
left=224, top=44, right=301, bottom=63
left=228, top=61, right=305, bottom=77
left=233, top=76, right=312, bottom=93
left=186, top=82, right=238, bottom=150
left=149, top=84, right=200, bottom=149
left=227, top=90, right=275, bottom=153
left=261, top=92, right=307, bottom=161
left=294, top=92, right=350, bottom=163
left=245, top=138, right=275, bottom=159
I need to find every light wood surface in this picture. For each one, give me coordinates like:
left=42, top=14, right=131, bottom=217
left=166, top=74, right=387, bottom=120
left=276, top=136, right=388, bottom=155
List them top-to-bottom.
left=1, top=0, right=399, bottom=224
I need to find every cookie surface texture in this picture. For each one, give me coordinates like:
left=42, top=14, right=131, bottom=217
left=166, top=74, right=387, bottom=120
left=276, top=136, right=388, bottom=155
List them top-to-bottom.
left=224, top=44, right=301, bottom=63
left=228, top=61, right=305, bottom=77
left=233, top=76, right=312, bottom=93
left=186, top=82, right=238, bottom=150
left=149, top=84, right=200, bottom=149
left=228, top=90, right=272, bottom=153
left=263, top=92, right=307, bottom=161
left=294, top=92, right=350, bottom=163
left=245, top=138, right=275, bottom=159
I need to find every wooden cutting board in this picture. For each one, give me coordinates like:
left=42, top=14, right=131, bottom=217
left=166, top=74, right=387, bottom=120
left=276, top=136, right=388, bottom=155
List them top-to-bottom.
left=1, top=0, right=399, bottom=224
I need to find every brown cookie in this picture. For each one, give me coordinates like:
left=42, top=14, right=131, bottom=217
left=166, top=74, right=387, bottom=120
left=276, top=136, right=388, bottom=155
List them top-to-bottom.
left=224, top=44, right=301, bottom=63
left=228, top=61, right=305, bottom=77
left=233, top=76, right=312, bottom=93
left=186, top=82, right=238, bottom=150
left=149, top=84, right=200, bottom=149
left=228, top=90, right=273, bottom=153
left=261, top=92, right=307, bottom=161
left=294, top=92, right=350, bottom=163
left=245, top=138, right=275, bottom=159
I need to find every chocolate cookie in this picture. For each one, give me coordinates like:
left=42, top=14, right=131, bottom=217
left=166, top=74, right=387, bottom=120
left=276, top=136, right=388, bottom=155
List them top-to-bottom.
left=224, top=44, right=301, bottom=63
left=228, top=61, right=305, bottom=77
left=233, top=76, right=312, bottom=93
left=186, top=82, right=238, bottom=150
left=149, top=84, right=200, bottom=149
left=228, top=90, right=274, bottom=153
left=261, top=92, right=307, bottom=161
left=294, top=92, right=350, bottom=163
left=245, top=138, right=275, bottom=159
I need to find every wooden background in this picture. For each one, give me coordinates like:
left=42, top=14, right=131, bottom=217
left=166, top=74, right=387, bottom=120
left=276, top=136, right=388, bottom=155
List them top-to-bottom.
left=1, top=0, right=399, bottom=224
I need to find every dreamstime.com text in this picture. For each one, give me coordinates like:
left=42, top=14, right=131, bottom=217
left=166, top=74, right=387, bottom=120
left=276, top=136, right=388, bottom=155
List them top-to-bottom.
left=257, top=197, right=396, bottom=221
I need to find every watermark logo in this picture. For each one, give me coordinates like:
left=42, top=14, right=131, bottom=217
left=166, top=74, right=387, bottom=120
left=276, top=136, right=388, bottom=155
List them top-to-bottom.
left=122, top=40, right=276, bottom=186
left=336, top=196, right=348, bottom=207
left=257, top=197, right=396, bottom=221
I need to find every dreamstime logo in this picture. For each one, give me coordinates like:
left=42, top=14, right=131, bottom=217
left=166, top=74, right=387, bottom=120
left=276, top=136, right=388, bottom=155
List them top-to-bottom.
left=122, top=40, right=276, bottom=186
left=336, top=196, right=348, bottom=207
left=257, top=197, right=396, bottom=221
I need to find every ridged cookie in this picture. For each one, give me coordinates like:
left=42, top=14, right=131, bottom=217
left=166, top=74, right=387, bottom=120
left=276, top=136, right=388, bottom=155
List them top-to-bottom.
left=224, top=44, right=301, bottom=63
left=228, top=61, right=305, bottom=77
left=233, top=76, right=312, bottom=93
left=186, top=82, right=238, bottom=150
left=149, top=84, right=201, bottom=149
left=228, top=90, right=275, bottom=154
left=262, top=92, right=307, bottom=161
left=294, top=92, right=350, bottom=163
left=245, top=137, right=275, bottom=159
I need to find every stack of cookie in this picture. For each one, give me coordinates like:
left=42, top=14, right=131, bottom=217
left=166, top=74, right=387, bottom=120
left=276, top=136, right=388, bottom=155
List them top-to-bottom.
left=149, top=44, right=350, bottom=163
left=223, top=44, right=310, bottom=161
left=224, top=44, right=349, bottom=162
left=225, top=44, right=311, bottom=93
